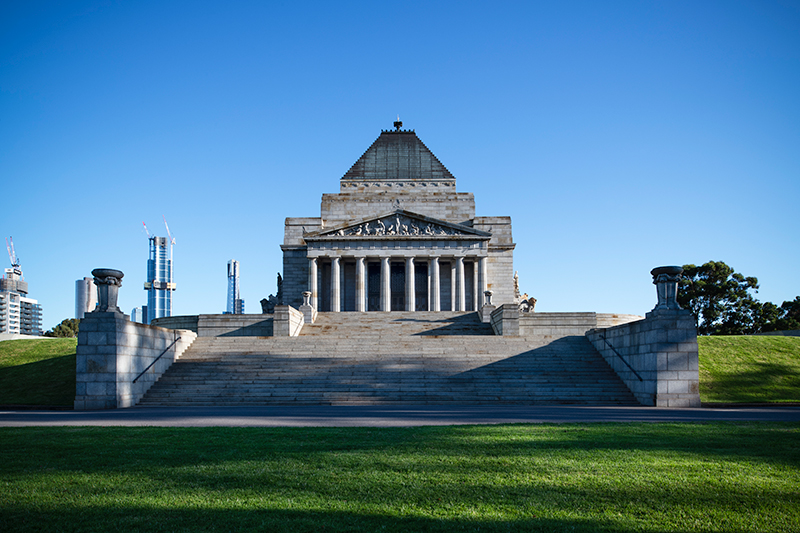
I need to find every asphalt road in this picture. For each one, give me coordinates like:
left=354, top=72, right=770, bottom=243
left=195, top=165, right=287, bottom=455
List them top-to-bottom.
left=1, top=405, right=799, bottom=427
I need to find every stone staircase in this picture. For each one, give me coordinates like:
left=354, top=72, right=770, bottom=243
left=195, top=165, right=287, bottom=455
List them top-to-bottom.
left=137, top=312, right=639, bottom=406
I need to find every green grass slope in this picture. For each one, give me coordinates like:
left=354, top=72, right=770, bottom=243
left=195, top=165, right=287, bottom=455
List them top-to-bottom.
left=699, top=335, right=800, bottom=404
left=0, top=338, right=76, bottom=406
left=0, top=423, right=798, bottom=533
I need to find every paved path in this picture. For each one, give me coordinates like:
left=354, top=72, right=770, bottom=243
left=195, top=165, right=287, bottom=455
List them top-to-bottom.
left=2, top=405, right=799, bottom=427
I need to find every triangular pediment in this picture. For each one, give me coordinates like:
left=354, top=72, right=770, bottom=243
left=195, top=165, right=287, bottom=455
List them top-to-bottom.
left=305, top=210, right=490, bottom=240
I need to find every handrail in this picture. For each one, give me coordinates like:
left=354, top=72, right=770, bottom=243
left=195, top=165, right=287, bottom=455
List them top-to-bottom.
left=597, top=331, right=643, bottom=382
left=133, top=334, right=181, bottom=383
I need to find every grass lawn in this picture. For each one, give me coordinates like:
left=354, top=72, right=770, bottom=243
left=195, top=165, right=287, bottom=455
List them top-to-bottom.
left=699, top=336, right=800, bottom=404
left=0, top=338, right=76, bottom=406
left=1, top=423, right=798, bottom=532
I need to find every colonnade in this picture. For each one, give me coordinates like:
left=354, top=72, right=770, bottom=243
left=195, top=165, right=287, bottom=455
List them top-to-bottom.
left=308, top=255, right=488, bottom=313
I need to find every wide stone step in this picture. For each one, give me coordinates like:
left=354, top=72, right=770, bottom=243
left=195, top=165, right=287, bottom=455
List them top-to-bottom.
left=138, top=314, right=639, bottom=406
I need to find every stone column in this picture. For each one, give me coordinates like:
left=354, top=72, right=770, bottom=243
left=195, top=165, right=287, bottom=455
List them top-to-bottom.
left=331, top=257, right=340, bottom=312
left=356, top=257, right=366, bottom=312
left=381, top=257, right=391, bottom=312
left=405, top=257, right=415, bottom=311
left=431, top=257, right=440, bottom=312
left=456, top=257, right=466, bottom=312
left=479, top=257, right=488, bottom=299
left=308, top=258, right=318, bottom=310
left=651, top=266, right=683, bottom=311
left=91, top=269, right=125, bottom=315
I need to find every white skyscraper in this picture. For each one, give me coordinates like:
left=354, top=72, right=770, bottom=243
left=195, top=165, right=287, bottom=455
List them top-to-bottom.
left=226, top=259, right=244, bottom=314
left=75, top=277, right=97, bottom=319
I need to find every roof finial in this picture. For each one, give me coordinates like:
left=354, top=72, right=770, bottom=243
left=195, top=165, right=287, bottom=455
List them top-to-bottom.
left=394, top=115, right=402, bottom=131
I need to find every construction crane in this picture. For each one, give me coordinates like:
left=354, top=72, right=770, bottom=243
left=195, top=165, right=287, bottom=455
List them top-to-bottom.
left=163, top=216, right=175, bottom=262
left=142, top=222, right=151, bottom=239
left=5, top=237, right=22, bottom=275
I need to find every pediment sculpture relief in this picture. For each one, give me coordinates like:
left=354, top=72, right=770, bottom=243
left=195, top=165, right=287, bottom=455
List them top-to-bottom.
left=328, top=215, right=467, bottom=238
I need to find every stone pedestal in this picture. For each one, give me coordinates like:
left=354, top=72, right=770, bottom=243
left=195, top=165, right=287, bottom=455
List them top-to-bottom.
left=651, top=266, right=683, bottom=311
left=91, top=268, right=128, bottom=319
left=299, top=291, right=317, bottom=325
left=479, top=291, right=496, bottom=323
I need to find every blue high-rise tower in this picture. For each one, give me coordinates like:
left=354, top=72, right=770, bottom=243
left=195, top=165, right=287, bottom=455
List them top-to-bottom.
left=142, top=223, right=176, bottom=324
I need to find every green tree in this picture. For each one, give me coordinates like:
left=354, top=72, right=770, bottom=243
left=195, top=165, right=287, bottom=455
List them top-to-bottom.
left=677, top=261, right=761, bottom=335
left=762, top=296, right=800, bottom=332
left=45, top=318, right=80, bottom=338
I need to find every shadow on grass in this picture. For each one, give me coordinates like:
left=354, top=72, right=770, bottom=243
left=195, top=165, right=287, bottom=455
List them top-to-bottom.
left=0, top=354, right=75, bottom=406
left=703, top=361, right=800, bottom=402
left=1, top=425, right=797, bottom=532
left=0, top=507, right=687, bottom=533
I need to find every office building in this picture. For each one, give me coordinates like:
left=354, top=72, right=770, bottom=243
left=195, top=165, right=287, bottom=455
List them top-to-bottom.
left=143, top=235, right=176, bottom=324
left=226, top=260, right=245, bottom=314
left=1, top=267, right=42, bottom=335
left=75, top=277, right=97, bottom=319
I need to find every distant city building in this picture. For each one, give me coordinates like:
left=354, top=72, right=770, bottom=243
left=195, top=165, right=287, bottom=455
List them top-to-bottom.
left=143, top=235, right=176, bottom=324
left=225, top=259, right=245, bottom=314
left=0, top=267, right=42, bottom=336
left=75, top=277, right=97, bottom=319
left=131, top=307, right=144, bottom=323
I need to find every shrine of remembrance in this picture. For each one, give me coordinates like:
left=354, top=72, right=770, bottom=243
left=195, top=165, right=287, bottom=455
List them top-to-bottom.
left=281, top=123, right=515, bottom=312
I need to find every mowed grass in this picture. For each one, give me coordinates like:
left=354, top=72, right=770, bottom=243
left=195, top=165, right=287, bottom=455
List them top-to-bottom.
left=699, top=336, right=800, bottom=404
left=0, top=338, right=76, bottom=406
left=1, top=423, right=798, bottom=532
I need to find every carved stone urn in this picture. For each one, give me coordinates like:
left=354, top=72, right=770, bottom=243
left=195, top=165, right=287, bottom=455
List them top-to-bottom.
left=651, top=266, right=683, bottom=311
left=91, top=268, right=124, bottom=314
left=484, top=290, right=493, bottom=306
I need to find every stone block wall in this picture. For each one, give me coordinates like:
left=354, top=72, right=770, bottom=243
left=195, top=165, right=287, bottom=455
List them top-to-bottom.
left=320, top=192, right=476, bottom=225
left=284, top=217, right=322, bottom=247
left=473, top=217, right=515, bottom=306
left=282, top=248, right=309, bottom=309
left=490, top=304, right=520, bottom=336
left=273, top=305, right=304, bottom=337
left=586, top=309, right=700, bottom=407
left=75, top=312, right=197, bottom=409
left=519, top=312, right=642, bottom=341
left=152, top=314, right=273, bottom=337
left=150, top=315, right=198, bottom=331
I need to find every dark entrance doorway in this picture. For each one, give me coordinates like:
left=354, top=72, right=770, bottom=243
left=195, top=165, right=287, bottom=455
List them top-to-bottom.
left=367, top=262, right=380, bottom=311
left=390, top=262, right=405, bottom=311
left=415, top=263, right=428, bottom=311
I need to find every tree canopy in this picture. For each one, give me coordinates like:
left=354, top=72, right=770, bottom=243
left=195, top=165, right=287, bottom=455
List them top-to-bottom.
left=678, top=261, right=798, bottom=335
left=44, top=318, right=80, bottom=338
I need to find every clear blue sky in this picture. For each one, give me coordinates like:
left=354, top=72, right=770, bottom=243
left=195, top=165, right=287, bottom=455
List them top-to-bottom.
left=2, top=1, right=799, bottom=330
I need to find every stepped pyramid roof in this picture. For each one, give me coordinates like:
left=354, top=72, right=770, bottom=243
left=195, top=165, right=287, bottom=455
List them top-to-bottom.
left=342, top=129, right=455, bottom=183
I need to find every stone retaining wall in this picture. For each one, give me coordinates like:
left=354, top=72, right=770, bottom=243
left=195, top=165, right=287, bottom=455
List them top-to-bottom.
left=490, top=304, right=519, bottom=336
left=273, top=305, right=304, bottom=337
left=586, top=309, right=700, bottom=407
left=75, top=312, right=197, bottom=409
left=519, top=312, right=642, bottom=340
left=152, top=314, right=273, bottom=337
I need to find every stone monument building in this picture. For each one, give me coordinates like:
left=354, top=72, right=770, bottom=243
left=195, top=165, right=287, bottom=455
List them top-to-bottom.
left=77, top=122, right=701, bottom=409
left=281, top=123, right=515, bottom=312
